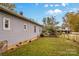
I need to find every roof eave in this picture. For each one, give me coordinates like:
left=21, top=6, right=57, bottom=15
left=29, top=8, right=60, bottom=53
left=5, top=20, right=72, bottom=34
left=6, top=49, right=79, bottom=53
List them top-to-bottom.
left=0, top=6, right=42, bottom=27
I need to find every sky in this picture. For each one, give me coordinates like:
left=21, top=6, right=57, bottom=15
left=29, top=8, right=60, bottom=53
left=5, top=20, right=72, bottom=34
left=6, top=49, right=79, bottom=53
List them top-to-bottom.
left=15, top=3, right=79, bottom=26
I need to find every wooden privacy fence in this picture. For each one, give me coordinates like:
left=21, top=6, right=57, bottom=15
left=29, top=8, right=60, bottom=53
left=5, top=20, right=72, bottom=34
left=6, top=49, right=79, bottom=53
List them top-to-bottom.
left=63, top=32, right=79, bottom=42
left=0, top=40, right=8, bottom=53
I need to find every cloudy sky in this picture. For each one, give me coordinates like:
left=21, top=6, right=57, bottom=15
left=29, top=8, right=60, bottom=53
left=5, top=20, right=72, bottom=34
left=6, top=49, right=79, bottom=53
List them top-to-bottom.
left=15, top=3, right=79, bottom=25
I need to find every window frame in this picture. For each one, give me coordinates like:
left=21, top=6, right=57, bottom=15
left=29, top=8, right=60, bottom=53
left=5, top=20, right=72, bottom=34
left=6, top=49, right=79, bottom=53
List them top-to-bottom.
left=3, top=17, right=10, bottom=30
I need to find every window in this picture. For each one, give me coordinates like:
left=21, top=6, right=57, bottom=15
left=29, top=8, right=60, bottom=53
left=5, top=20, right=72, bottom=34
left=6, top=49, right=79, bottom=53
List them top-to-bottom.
left=3, top=17, right=10, bottom=30
left=5, top=20, right=9, bottom=28
left=24, top=24, right=27, bottom=30
left=24, top=25, right=26, bottom=29
left=34, top=26, right=36, bottom=33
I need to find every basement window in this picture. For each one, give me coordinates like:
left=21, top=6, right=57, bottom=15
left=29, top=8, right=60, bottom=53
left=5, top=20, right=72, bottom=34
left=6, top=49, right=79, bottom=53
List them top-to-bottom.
left=3, top=17, right=10, bottom=30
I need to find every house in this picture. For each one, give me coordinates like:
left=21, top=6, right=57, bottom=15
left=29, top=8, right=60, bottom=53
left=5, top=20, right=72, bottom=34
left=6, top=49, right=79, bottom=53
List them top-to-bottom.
left=0, top=6, right=42, bottom=49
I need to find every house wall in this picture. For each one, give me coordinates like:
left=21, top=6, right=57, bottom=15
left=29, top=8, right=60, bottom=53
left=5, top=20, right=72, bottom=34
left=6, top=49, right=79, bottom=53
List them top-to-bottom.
left=0, top=12, right=42, bottom=47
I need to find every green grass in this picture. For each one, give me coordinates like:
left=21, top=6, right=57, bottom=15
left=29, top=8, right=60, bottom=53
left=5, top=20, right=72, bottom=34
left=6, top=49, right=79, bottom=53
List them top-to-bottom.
left=2, top=37, right=79, bottom=56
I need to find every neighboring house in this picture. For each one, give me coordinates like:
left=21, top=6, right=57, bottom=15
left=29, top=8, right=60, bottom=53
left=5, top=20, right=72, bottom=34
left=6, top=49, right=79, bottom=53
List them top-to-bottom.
left=0, top=6, right=42, bottom=48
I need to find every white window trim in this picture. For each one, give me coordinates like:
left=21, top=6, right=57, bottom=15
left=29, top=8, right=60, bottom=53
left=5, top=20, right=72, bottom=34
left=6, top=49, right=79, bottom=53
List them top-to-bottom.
left=3, top=17, right=10, bottom=30
left=24, top=24, right=27, bottom=31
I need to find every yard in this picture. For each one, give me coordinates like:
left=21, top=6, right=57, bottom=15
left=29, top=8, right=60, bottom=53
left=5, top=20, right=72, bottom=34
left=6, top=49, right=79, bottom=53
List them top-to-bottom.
left=2, top=36, right=79, bottom=56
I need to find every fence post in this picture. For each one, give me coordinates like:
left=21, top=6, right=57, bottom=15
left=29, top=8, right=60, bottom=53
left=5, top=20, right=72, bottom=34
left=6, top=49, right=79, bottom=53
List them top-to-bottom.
left=75, top=34, right=77, bottom=41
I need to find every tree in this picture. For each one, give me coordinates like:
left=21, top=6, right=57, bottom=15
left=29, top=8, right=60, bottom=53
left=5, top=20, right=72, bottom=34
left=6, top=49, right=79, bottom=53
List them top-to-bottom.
left=0, top=3, right=16, bottom=10
left=63, top=12, right=79, bottom=32
left=42, top=16, right=58, bottom=36
left=62, top=16, right=70, bottom=32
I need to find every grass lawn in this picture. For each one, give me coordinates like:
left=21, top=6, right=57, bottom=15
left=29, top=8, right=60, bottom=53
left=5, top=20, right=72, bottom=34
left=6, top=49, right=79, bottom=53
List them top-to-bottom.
left=2, top=37, right=79, bottom=56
